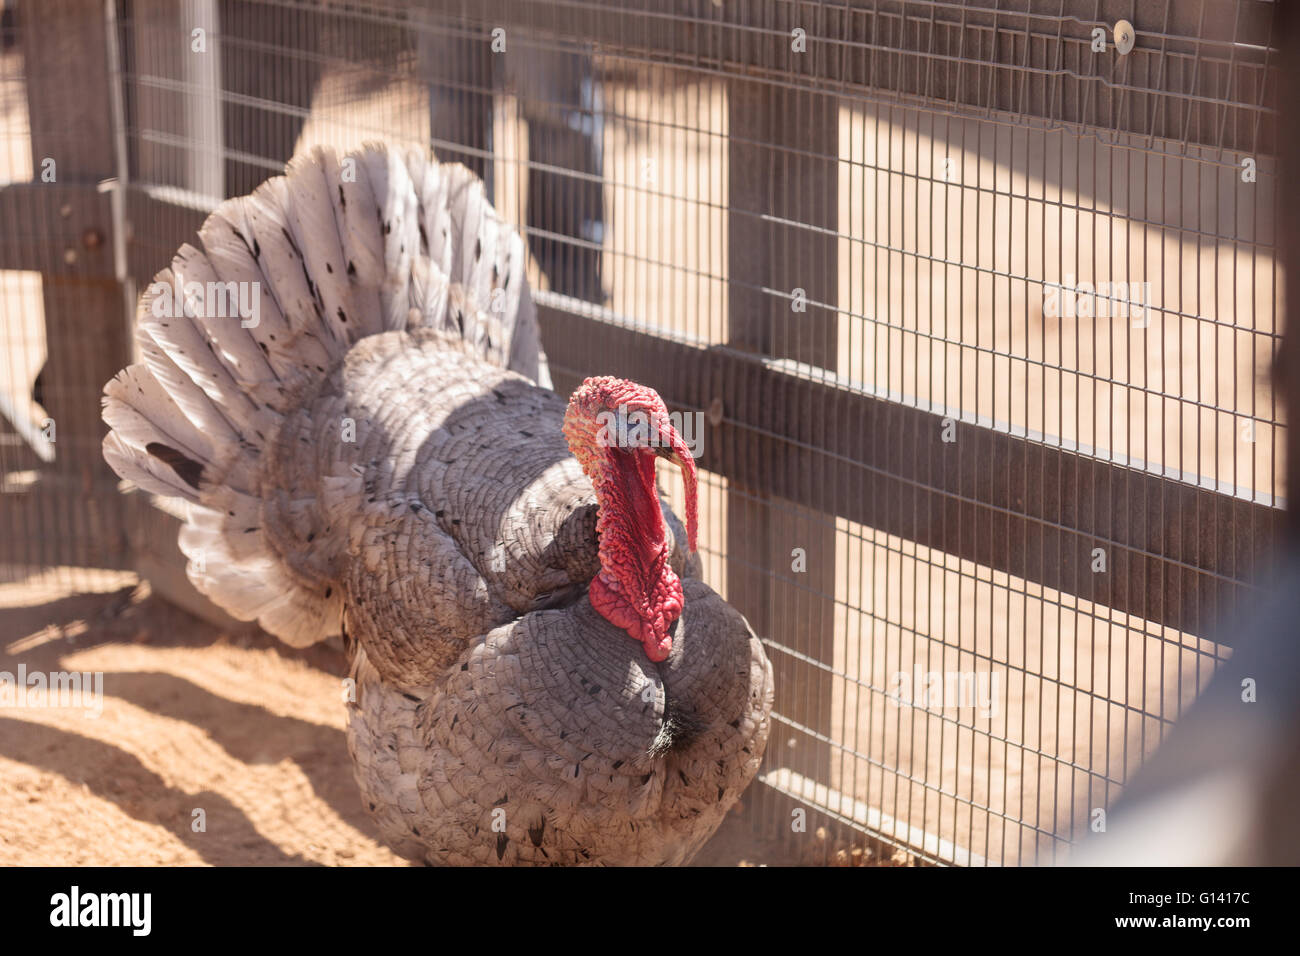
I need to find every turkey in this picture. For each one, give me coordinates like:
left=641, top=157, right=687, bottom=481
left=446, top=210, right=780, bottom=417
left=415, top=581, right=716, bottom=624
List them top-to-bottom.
left=101, top=143, right=774, bottom=865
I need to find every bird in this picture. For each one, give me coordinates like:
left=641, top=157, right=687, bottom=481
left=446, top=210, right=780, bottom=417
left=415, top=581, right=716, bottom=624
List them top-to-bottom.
left=100, top=143, right=774, bottom=865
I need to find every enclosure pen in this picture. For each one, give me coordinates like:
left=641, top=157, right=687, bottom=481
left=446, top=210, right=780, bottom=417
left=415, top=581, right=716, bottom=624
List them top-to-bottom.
left=0, top=0, right=1282, bottom=866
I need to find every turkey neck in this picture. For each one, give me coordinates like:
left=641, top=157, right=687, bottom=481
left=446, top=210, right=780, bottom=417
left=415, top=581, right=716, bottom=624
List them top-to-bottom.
left=587, top=446, right=683, bottom=662
left=597, top=448, right=668, bottom=575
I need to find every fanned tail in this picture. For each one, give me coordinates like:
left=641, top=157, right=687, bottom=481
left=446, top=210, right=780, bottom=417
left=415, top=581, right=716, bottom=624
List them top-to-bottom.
left=102, top=143, right=546, bottom=645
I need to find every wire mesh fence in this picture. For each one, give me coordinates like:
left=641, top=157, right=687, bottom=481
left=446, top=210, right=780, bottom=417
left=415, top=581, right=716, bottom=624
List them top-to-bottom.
left=0, top=0, right=1285, bottom=865
left=1, top=2, right=133, bottom=603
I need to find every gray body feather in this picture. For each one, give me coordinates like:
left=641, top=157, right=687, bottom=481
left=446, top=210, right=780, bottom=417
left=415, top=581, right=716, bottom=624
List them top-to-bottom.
left=102, top=144, right=772, bottom=865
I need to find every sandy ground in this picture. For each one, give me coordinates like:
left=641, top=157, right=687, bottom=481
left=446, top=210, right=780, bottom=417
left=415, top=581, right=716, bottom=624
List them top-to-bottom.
left=1, top=566, right=892, bottom=866
left=0, top=568, right=403, bottom=865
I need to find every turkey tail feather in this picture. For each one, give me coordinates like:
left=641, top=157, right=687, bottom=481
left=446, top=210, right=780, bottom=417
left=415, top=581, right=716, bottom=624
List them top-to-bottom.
left=101, top=143, right=547, bottom=646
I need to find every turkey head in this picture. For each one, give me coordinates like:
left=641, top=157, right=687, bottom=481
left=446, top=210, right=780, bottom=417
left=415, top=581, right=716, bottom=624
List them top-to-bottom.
left=562, top=376, right=698, bottom=662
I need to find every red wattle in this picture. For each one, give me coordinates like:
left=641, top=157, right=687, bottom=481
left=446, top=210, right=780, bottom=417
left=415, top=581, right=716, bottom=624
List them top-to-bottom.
left=563, top=376, right=698, bottom=662
left=588, top=447, right=683, bottom=659
left=589, top=570, right=681, bottom=662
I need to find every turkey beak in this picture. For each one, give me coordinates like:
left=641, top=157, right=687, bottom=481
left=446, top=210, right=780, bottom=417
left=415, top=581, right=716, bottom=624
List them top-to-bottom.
left=654, top=431, right=698, bottom=553
left=654, top=445, right=689, bottom=468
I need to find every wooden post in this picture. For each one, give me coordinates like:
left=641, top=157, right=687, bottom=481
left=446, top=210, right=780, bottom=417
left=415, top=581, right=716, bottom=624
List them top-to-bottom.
left=16, top=0, right=129, bottom=571
left=727, top=72, right=839, bottom=851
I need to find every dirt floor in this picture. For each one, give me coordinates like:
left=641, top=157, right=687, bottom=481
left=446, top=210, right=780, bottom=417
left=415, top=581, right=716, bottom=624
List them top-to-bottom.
left=0, top=567, right=897, bottom=867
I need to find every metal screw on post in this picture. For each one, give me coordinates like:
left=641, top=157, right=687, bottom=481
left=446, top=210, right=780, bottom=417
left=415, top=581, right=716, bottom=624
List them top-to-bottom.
left=1114, top=20, right=1136, bottom=55
left=707, top=397, right=724, bottom=427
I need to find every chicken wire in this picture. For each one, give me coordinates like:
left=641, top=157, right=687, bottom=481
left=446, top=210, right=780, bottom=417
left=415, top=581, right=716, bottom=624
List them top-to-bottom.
left=0, top=0, right=1284, bottom=865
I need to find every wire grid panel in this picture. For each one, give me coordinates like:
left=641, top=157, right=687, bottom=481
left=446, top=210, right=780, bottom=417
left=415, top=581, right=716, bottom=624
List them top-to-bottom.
left=105, top=0, right=1284, bottom=865
left=0, top=3, right=136, bottom=597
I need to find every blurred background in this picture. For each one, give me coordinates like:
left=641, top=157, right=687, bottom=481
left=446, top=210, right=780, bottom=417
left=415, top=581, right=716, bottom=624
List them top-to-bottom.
left=0, top=0, right=1292, bottom=866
